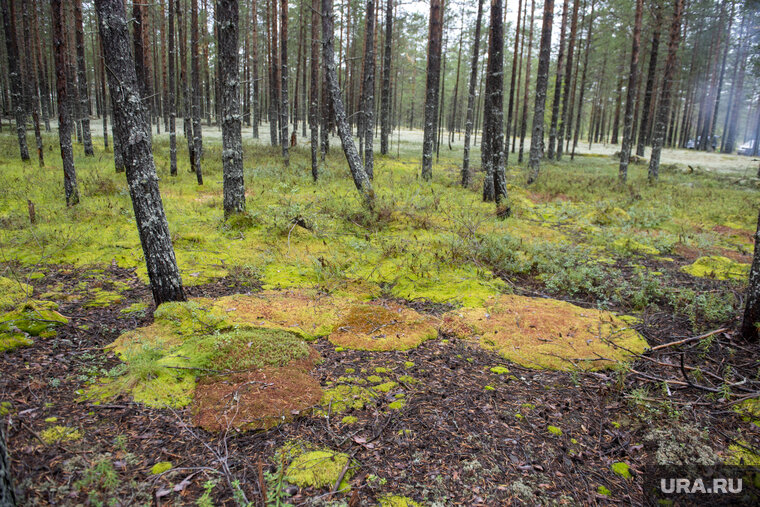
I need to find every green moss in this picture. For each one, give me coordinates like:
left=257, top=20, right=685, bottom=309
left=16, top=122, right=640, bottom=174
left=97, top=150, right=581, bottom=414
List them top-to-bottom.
left=611, top=238, right=660, bottom=256
left=681, top=256, right=750, bottom=280
left=0, top=276, right=33, bottom=310
left=84, top=288, right=124, bottom=308
left=120, top=302, right=149, bottom=315
left=0, top=332, right=33, bottom=352
left=403, top=361, right=415, bottom=368
left=489, top=366, right=510, bottom=375
left=345, top=368, right=355, bottom=374
left=366, top=375, right=383, bottom=383
left=398, top=375, right=416, bottom=384
left=373, top=381, right=398, bottom=393
left=318, top=385, right=375, bottom=414
left=484, top=385, right=495, bottom=391
left=388, top=400, right=406, bottom=410
left=0, top=402, right=11, bottom=416
left=341, top=415, right=358, bottom=425
left=44, top=417, right=58, bottom=423
left=40, top=425, right=82, bottom=444
left=548, top=425, right=562, bottom=436
left=726, top=442, right=760, bottom=466
left=285, top=450, right=354, bottom=490
left=150, top=462, right=173, bottom=475
left=611, top=462, right=632, bottom=480
left=597, top=486, right=611, bottom=496
left=379, top=495, right=423, bottom=507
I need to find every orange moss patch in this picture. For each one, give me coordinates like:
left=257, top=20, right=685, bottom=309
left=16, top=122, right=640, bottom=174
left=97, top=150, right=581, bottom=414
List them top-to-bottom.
left=215, top=290, right=347, bottom=340
left=442, top=295, right=647, bottom=371
left=329, top=301, right=438, bottom=351
left=193, top=349, right=323, bottom=431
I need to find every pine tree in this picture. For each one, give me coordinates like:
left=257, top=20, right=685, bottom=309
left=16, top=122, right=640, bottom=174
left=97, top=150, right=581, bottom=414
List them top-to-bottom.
left=1, top=0, right=29, bottom=161
left=73, top=0, right=94, bottom=155
left=95, top=0, right=186, bottom=306
left=168, top=0, right=177, bottom=176
left=191, top=0, right=203, bottom=183
left=280, top=0, right=289, bottom=164
left=309, top=0, right=319, bottom=180
left=361, top=0, right=375, bottom=179
left=379, top=0, right=392, bottom=155
left=420, top=0, right=443, bottom=181
left=461, top=0, right=484, bottom=187
left=547, top=0, right=568, bottom=160
left=556, top=0, right=578, bottom=160
left=618, top=0, right=643, bottom=183
left=636, top=1, right=662, bottom=157
left=743, top=207, right=760, bottom=341
left=0, top=422, right=16, bottom=506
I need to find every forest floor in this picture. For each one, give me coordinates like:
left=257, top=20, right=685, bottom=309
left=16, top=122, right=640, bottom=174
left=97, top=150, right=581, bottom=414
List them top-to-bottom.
left=1, top=128, right=760, bottom=506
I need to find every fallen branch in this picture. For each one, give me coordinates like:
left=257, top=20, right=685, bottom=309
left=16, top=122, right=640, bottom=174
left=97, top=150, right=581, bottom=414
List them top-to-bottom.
left=648, top=328, right=728, bottom=352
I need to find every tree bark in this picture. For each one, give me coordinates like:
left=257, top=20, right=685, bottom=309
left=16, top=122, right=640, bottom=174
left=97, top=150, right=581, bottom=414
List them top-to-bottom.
left=1, top=0, right=28, bottom=160
left=20, top=0, right=42, bottom=166
left=51, top=0, right=79, bottom=205
left=73, top=0, right=94, bottom=155
left=95, top=0, right=186, bottom=306
left=168, top=0, right=177, bottom=175
left=191, top=0, right=203, bottom=183
left=251, top=0, right=259, bottom=137
left=279, top=0, right=289, bottom=164
left=309, top=0, right=319, bottom=180
left=321, top=0, right=373, bottom=207
left=361, top=0, right=375, bottom=179
left=379, top=0, right=392, bottom=155
left=420, top=0, right=443, bottom=181
left=461, top=0, right=484, bottom=187
left=481, top=0, right=508, bottom=209
left=506, top=0, right=522, bottom=158
left=518, top=0, right=535, bottom=164
left=526, top=0, right=555, bottom=184
left=547, top=0, right=568, bottom=159
left=556, top=0, right=578, bottom=160
left=571, top=0, right=594, bottom=159
left=618, top=0, right=643, bottom=183
left=648, top=0, right=683, bottom=182
left=635, top=2, right=662, bottom=157
left=723, top=14, right=747, bottom=154
left=742, top=207, right=760, bottom=341
left=0, top=423, right=16, bottom=507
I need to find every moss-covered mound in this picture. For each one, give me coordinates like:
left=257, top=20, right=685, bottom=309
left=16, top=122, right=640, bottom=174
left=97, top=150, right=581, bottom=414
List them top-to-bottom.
left=681, top=256, right=750, bottom=280
left=0, top=276, right=33, bottom=310
left=442, top=295, right=647, bottom=370
left=0, top=300, right=68, bottom=353
left=85, top=300, right=323, bottom=424
left=329, top=301, right=438, bottom=351
left=285, top=449, right=355, bottom=491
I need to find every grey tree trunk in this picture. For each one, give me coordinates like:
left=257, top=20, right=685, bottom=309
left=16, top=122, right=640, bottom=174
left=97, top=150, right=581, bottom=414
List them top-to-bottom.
left=1, top=0, right=28, bottom=161
left=33, top=0, right=50, bottom=132
left=51, top=0, right=79, bottom=206
left=74, top=0, right=93, bottom=156
left=95, top=0, right=186, bottom=306
left=168, top=0, right=177, bottom=176
left=178, top=0, right=192, bottom=162
left=191, top=0, right=203, bottom=184
left=218, top=0, right=246, bottom=216
left=252, top=0, right=259, bottom=138
left=280, top=0, right=289, bottom=164
left=309, top=0, right=319, bottom=181
left=321, top=0, right=373, bottom=207
left=361, top=0, right=375, bottom=179
left=379, top=0, right=392, bottom=155
left=420, top=0, right=443, bottom=181
left=461, top=0, right=483, bottom=187
left=481, top=0, right=508, bottom=210
left=505, top=0, right=522, bottom=159
left=518, top=0, right=534, bottom=164
left=526, top=0, right=554, bottom=184
left=547, top=0, right=568, bottom=160
left=556, top=0, right=578, bottom=160
left=571, top=0, right=594, bottom=159
left=618, top=0, right=643, bottom=183
left=648, top=0, right=683, bottom=182
left=20, top=1, right=42, bottom=166
left=635, top=2, right=662, bottom=157
left=723, top=15, right=748, bottom=154
left=99, top=40, right=109, bottom=151
left=742, top=207, right=760, bottom=341
left=0, top=423, right=16, bottom=506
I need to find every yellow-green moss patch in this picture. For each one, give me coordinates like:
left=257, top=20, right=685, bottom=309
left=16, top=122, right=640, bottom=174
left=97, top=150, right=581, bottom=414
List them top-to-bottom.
left=681, top=256, right=750, bottom=280
left=0, top=276, right=32, bottom=310
left=84, top=289, right=124, bottom=308
left=442, top=295, right=647, bottom=371
left=329, top=301, right=438, bottom=351
left=317, top=385, right=376, bottom=415
left=40, top=425, right=82, bottom=444
left=548, top=425, right=562, bottom=436
left=285, top=450, right=355, bottom=490
left=150, top=462, right=173, bottom=475
left=611, top=462, right=632, bottom=479
left=379, top=495, right=423, bottom=507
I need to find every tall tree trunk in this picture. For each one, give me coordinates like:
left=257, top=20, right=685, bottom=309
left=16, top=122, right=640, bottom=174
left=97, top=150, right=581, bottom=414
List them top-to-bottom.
left=1, top=0, right=28, bottom=160
left=20, top=0, right=42, bottom=166
left=33, top=0, right=50, bottom=131
left=51, top=0, right=79, bottom=205
left=73, top=0, right=93, bottom=155
left=95, top=0, right=186, bottom=306
left=168, top=0, right=177, bottom=175
left=179, top=0, right=192, bottom=163
left=191, top=0, right=203, bottom=183
left=218, top=0, right=245, bottom=216
left=251, top=0, right=259, bottom=137
left=280, top=0, right=289, bottom=164
left=309, top=0, right=319, bottom=180
left=321, top=0, right=373, bottom=207
left=361, top=0, right=375, bottom=179
left=379, top=0, right=392, bottom=155
left=420, top=0, right=443, bottom=181
left=461, top=0, right=484, bottom=187
left=482, top=0, right=508, bottom=210
left=505, top=0, right=522, bottom=158
left=518, top=0, right=535, bottom=164
left=526, top=0, right=555, bottom=184
left=547, top=0, right=568, bottom=159
left=556, top=0, right=578, bottom=160
left=571, top=0, right=594, bottom=159
left=617, top=0, right=643, bottom=183
left=648, top=0, right=683, bottom=182
left=710, top=1, right=731, bottom=148
left=635, top=2, right=662, bottom=157
left=448, top=9, right=463, bottom=149
left=723, top=14, right=747, bottom=154
left=99, top=36, right=109, bottom=150
left=742, top=206, right=760, bottom=341
left=0, top=423, right=16, bottom=507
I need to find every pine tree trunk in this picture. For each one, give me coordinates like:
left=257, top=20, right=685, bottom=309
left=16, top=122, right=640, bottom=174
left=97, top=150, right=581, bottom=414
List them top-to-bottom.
left=1, top=0, right=28, bottom=161
left=33, top=0, right=50, bottom=131
left=51, top=0, right=79, bottom=205
left=73, top=0, right=94, bottom=155
left=95, top=0, right=186, bottom=306
left=168, top=0, right=177, bottom=176
left=178, top=0, right=192, bottom=163
left=191, top=0, right=203, bottom=184
left=218, top=0, right=245, bottom=216
left=251, top=0, right=259, bottom=137
left=280, top=0, right=289, bottom=164
left=309, top=0, right=319, bottom=180
left=321, top=0, right=373, bottom=207
left=361, top=0, right=375, bottom=179
left=379, top=0, right=392, bottom=155
left=420, top=0, right=443, bottom=181
left=461, top=0, right=483, bottom=187
left=481, top=0, right=508, bottom=209
left=505, top=0, right=522, bottom=158
left=518, top=0, right=535, bottom=164
left=526, top=0, right=554, bottom=184
left=547, top=0, right=568, bottom=159
left=556, top=0, right=578, bottom=160
left=571, top=0, right=594, bottom=159
left=618, top=0, right=643, bottom=183
left=648, top=0, right=683, bottom=182
left=20, top=1, right=42, bottom=166
left=710, top=1, right=731, bottom=147
left=635, top=2, right=662, bottom=157
left=448, top=11, right=463, bottom=149
left=723, top=15, right=747, bottom=154
left=99, top=38, right=109, bottom=151
left=742, top=207, right=760, bottom=341
left=0, top=423, right=16, bottom=507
